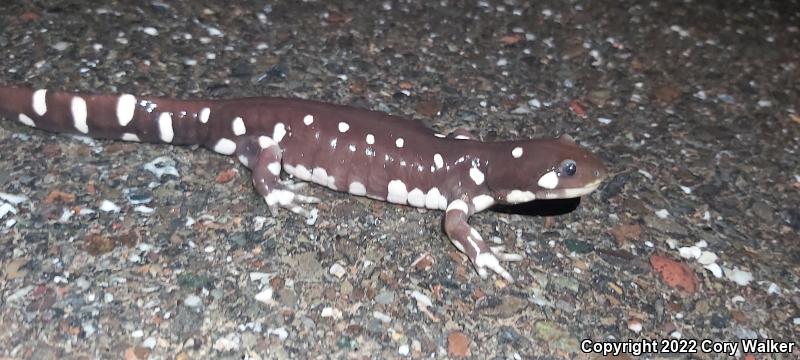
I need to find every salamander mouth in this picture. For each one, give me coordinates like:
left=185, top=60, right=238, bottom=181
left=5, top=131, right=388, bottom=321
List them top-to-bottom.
left=536, top=179, right=603, bottom=200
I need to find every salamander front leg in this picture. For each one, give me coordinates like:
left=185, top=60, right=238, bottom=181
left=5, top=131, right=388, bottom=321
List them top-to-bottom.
left=447, top=128, right=479, bottom=140
left=241, top=136, right=319, bottom=223
left=443, top=200, right=523, bottom=282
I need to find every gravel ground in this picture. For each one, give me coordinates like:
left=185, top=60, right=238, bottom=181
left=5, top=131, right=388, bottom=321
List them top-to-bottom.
left=1, top=1, right=798, bottom=359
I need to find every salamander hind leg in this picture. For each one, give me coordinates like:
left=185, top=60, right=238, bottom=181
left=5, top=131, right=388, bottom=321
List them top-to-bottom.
left=241, top=136, right=319, bottom=224
left=443, top=199, right=523, bottom=282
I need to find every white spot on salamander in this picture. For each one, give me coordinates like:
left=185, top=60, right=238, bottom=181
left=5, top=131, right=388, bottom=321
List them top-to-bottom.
left=32, top=89, right=47, bottom=116
left=117, top=94, right=136, bottom=126
left=71, top=96, right=89, bottom=134
left=199, top=107, right=210, bottom=123
left=158, top=112, right=174, bottom=143
left=18, top=114, right=35, bottom=127
left=303, top=114, right=314, bottom=125
left=232, top=117, right=246, bottom=136
left=273, top=122, right=287, bottom=142
left=338, top=122, right=350, bottom=133
left=121, top=133, right=140, bottom=142
left=434, top=133, right=445, bottom=138
left=366, top=134, right=375, bottom=144
left=454, top=135, right=470, bottom=140
left=258, top=136, right=277, bottom=149
left=213, top=138, right=237, bottom=155
left=395, top=138, right=404, bottom=148
left=348, top=144, right=356, bottom=152
left=512, top=146, right=523, bottom=158
left=433, top=153, right=444, bottom=169
left=267, top=162, right=281, bottom=176
left=290, top=164, right=311, bottom=180
left=311, top=167, right=329, bottom=186
left=469, top=167, right=485, bottom=185
left=537, top=170, right=559, bottom=189
left=386, top=180, right=408, bottom=204
left=348, top=181, right=367, bottom=196
left=425, top=187, right=447, bottom=210
left=407, top=188, right=425, bottom=207
left=506, top=190, right=535, bottom=203
left=471, top=194, right=494, bottom=212
left=446, top=199, right=469, bottom=214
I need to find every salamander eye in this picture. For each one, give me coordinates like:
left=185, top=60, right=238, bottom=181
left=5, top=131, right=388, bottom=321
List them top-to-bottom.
left=560, top=159, right=577, bottom=176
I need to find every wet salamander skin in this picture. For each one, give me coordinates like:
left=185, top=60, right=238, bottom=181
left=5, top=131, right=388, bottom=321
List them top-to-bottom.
left=0, top=86, right=608, bottom=282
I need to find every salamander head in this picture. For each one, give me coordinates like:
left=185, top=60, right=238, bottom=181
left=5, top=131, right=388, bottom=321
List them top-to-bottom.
left=486, top=134, right=608, bottom=204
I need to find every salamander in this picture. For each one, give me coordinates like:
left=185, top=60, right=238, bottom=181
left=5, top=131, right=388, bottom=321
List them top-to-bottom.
left=0, top=86, right=608, bottom=282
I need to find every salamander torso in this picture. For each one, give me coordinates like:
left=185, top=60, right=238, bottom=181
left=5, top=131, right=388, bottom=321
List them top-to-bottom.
left=0, top=86, right=608, bottom=282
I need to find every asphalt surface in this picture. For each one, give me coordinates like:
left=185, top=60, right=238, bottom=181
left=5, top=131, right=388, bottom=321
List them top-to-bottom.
left=0, top=1, right=798, bottom=359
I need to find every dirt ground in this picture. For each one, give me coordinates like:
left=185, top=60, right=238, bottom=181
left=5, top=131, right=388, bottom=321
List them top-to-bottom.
left=0, top=0, right=798, bottom=359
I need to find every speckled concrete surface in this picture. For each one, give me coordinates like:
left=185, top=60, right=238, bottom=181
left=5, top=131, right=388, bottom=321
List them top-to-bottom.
left=1, top=1, right=798, bottom=359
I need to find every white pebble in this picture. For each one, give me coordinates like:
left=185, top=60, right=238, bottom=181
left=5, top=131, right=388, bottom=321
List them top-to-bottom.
left=142, top=27, right=159, bottom=36
left=597, top=117, right=613, bottom=124
left=0, top=192, right=28, bottom=205
left=99, top=200, right=121, bottom=213
left=0, top=203, right=17, bottom=219
left=134, top=205, right=154, bottom=214
left=655, top=209, right=670, bottom=218
left=678, top=246, right=702, bottom=259
left=697, top=251, right=718, bottom=265
left=329, top=263, right=347, bottom=278
left=704, top=263, right=723, bottom=278
left=724, top=267, right=753, bottom=286
left=767, top=283, right=781, bottom=295
left=254, top=288, right=274, bottom=304
left=409, top=290, right=433, bottom=308
left=184, top=294, right=203, bottom=307
left=321, top=307, right=342, bottom=319
left=373, top=311, right=392, bottom=323
left=267, top=327, right=289, bottom=341
left=132, top=330, right=144, bottom=338
left=142, top=337, right=157, bottom=349
left=398, top=344, right=410, bottom=356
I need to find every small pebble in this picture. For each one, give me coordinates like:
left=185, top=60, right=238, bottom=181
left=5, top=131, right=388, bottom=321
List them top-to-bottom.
left=142, top=27, right=159, bottom=36
left=99, top=200, right=121, bottom=213
left=697, top=251, right=718, bottom=265
left=329, top=263, right=347, bottom=278
left=705, top=263, right=723, bottom=278
left=724, top=267, right=754, bottom=286
left=254, top=288, right=273, bottom=304
left=184, top=294, right=203, bottom=308
left=321, top=307, right=342, bottom=319
left=373, top=311, right=392, bottom=323
left=627, top=319, right=643, bottom=333
left=267, top=327, right=288, bottom=341
left=132, top=330, right=144, bottom=338
left=142, top=337, right=157, bottom=349
left=398, top=344, right=410, bottom=356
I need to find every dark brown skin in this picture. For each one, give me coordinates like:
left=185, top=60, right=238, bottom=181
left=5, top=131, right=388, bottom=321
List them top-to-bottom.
left=0, top=85, right=608, bottom=282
